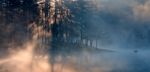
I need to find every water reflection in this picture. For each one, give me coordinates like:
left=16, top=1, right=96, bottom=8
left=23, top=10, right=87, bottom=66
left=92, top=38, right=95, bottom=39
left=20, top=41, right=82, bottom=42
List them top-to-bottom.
left=0, top=46, right=150, bottom=72
left=52, top=48, right=150, bottom=72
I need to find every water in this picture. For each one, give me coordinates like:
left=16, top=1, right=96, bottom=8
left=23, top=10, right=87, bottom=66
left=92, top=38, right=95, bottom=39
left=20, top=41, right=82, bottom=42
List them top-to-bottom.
left=0, top=45, right=150, bottom=72
left=57, top=48, right=150, bottom=72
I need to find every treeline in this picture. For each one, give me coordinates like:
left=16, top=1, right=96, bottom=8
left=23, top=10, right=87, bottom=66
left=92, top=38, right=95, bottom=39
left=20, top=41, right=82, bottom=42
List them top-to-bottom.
left=0, top=0, right=99, bottom=49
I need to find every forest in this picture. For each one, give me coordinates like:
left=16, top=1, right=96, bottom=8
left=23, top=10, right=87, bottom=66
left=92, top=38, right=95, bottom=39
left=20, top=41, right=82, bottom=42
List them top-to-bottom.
left=0, top=0, right=99, bottom=52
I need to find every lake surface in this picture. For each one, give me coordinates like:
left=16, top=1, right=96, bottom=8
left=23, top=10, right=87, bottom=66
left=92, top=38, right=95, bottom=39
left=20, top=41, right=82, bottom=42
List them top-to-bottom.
left=0, top=47, right=150, bottom=72
left=55, top=48, right=150, bottom=72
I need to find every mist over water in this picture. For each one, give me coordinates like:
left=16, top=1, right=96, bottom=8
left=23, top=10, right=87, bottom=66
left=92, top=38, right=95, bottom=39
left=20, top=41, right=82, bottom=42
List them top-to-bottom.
left=0, top=0, right=150, bottom=72
left=1, top=43, right=150, bottom=72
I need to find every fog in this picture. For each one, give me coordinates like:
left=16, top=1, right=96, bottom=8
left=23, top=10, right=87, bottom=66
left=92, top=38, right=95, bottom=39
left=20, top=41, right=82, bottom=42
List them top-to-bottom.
left=0, top=0, right=150, bottom=72
left=85, top=0, right=150, bottom=49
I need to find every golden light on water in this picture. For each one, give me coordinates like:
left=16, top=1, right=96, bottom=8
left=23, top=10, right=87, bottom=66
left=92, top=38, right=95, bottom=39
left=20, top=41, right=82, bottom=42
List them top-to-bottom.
left=0, top=37, right=77, bottom=72
left=0, top=41, right=104, bottom=72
